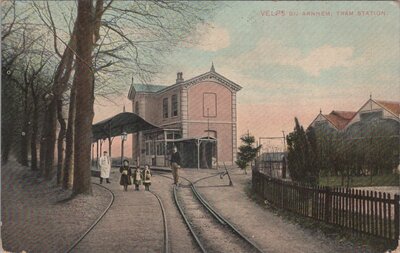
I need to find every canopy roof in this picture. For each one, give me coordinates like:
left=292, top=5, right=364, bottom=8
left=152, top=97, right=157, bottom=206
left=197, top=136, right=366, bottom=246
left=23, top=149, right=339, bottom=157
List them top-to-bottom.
left=92, top=112, right=159, bottom=142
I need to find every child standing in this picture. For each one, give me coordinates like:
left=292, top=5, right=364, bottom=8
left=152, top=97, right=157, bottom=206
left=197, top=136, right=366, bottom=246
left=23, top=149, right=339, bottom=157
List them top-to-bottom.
left=119, top=160, right=132, bottom=191
left=142, top=165, right=152, bottom=191
left=132, top=167, right=142, bottom=191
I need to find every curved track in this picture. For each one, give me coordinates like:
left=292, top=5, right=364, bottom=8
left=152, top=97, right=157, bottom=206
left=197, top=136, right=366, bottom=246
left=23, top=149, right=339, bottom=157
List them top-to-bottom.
left=156, top=171, right=265, bottom=253
left=65, top=182, right=170, bottom=253
left=64, top=183, right=115, bottom=253
left=149, top=189, right=170, bottom=253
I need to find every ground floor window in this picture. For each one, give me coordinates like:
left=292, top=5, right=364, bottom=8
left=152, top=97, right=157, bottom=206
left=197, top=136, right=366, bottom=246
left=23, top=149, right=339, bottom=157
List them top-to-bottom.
left=142, top=130, right=218, bottom=168
left=144, top=130, right=182, bottom=158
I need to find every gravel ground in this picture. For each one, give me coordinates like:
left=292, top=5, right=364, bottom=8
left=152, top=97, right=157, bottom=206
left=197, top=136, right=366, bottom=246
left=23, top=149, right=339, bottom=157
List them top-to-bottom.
left=1, top=161, right=111, bottom=253
left=180, top=168, right=379, bottom=253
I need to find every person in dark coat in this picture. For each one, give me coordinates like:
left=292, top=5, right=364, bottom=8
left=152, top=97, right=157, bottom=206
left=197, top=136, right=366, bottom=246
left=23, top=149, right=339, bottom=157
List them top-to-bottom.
left=170, top=146, right=181, bottom=185
left=119, top=159, right=132, bottom=191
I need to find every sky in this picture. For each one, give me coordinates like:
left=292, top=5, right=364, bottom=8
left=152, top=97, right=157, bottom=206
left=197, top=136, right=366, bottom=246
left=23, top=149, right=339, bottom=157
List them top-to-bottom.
left=92, top=1, right=400, bottom=156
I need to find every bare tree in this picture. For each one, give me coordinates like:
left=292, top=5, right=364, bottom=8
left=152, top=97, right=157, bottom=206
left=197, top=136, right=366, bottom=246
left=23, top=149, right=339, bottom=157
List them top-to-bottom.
left=20, top=0, right=218, bottom=193
left=72, top=0, right=95, bottom=195
left=1, top=1, right=32, bottom=164
left=32, top=2, right=78, bottom=180
left=2, top=29, right=54, bottom=168
left=25, top=47, right=53, bottom=170
left=62, top=80, right=76, bottom=189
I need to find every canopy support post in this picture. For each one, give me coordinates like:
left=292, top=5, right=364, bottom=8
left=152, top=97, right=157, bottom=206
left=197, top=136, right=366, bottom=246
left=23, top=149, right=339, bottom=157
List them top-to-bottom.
left=108, top=122, right=112, bottom=160
left=108, top=137, right=112, bottom=161
left=216, top=139, right=219, bottom=169
left=96, top=140, right=99, bottom=168
left=197, top=140, right=200, bottom=170
left=91, top=143, right=94, bottom=168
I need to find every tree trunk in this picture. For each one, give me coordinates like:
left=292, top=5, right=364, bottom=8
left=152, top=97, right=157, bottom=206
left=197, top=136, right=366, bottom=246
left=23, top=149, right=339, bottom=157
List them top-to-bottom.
left=73, top=0, right=94, bottom=195
left=40, top=22, right=77, bottom=180
left=1, top=76, right=18, bottom=164
left=63, top=82, right=76, bottom=189
left=20, top=97, right=30, bottom=166
left=43, top=99, right=57, bottom=179
left=56, top=99, right=66, bottom=185
left=1, top=104, right=17, bottom=165
left=30, top=104, right=39, bottom=170
left=1, top=118, right=14, bottom=164
left=39, top=129, right=46, bottom=175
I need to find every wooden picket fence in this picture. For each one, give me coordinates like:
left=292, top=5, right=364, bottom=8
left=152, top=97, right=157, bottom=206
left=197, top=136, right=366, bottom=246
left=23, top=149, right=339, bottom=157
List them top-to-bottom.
left=252, top=170, right=400, bottom=244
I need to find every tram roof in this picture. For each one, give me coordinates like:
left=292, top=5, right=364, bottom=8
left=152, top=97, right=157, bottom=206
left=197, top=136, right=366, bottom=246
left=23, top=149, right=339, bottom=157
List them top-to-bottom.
left=92, top=112, right=159, bottom=142
left=169, top=136, right=217, bottom=142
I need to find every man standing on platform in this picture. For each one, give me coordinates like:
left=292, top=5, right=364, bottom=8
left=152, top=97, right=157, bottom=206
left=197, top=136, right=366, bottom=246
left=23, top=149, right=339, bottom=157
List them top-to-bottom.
left=170, top=146, right=181, bottom=185
left=99, top=150, right=111, bottom=184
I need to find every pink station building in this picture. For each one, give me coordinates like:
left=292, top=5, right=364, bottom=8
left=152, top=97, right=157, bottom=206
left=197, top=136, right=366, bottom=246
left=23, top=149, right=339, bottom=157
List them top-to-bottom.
left=127, top=64, right=242, bottom=169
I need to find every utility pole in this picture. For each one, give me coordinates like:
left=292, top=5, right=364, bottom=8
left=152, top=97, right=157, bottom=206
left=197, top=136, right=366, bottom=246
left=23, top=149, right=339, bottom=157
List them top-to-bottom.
left=207, top=108, right=210, bottom=138
left=282, top=130, right=286, bottom=151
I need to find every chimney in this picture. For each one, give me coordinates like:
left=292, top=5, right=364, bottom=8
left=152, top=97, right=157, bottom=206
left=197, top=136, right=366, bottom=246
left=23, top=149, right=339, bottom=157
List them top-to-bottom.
left=176, top=72, right=184, bottom=83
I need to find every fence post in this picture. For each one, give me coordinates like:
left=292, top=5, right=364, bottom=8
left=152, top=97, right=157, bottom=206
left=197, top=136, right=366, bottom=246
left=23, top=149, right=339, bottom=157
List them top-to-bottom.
left=262, top=174, right=265, bottom=199
left=280, top=180, right=284, bottom=208
left=325, top=186, right=331, bottom=223
left=394, top=194, right=399, bottom=244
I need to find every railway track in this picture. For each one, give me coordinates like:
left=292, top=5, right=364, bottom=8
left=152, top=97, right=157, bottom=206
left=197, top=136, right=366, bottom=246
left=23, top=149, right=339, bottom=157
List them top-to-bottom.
left=156, top=172, right=265, bottom=253
left=65, top=182, right=170, bottom=253
left=64, top=183, right=115, bottom=253
left=149, top=189, right=170, bottom=253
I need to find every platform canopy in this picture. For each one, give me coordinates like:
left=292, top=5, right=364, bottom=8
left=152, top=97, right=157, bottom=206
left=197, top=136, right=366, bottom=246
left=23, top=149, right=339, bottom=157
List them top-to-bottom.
left=92, top=112, right=159, bottom=142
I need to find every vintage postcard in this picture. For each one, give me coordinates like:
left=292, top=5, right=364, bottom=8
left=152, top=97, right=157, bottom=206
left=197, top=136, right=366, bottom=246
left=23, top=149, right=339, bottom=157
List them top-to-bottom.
left=1, top=1, right=399, bottom=253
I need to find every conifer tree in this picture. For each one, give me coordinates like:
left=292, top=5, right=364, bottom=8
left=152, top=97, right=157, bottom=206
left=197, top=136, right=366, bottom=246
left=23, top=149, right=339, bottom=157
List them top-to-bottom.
left=286, top=118, right=320, bottom=185
left=236, top=132, right=261, bottom=174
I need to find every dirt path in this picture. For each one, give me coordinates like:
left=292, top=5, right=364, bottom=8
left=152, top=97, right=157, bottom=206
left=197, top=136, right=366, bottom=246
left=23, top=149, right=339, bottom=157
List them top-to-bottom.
left=1, top=161, right=111, bottom=253
left=181, top=168, right=376, bottom=253
left=71, top=170, right=164, bottom=253
left=72, top=170, right=199, bottom=253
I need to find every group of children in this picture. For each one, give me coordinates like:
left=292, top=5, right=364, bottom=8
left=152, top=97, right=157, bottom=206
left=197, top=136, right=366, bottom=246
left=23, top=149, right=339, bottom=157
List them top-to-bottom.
left=119, top=160, right=152, bottom=192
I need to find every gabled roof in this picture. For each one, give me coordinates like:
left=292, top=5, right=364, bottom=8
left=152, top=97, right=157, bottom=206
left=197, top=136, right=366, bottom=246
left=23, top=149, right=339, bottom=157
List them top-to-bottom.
left=128, top=64, right=242, bottom=100
left=160, top=69, right=242, bottom=93
left=133, top=83, right=167, bottom=93
left=309, top=98, right=400, bottom=131
left=375, top=100, right=400, bottom=117
left=324, top=110, right=356, bottom=130
left=331, top=110, right=356, bottom=120
left=92, top=112, right=159, bottom=141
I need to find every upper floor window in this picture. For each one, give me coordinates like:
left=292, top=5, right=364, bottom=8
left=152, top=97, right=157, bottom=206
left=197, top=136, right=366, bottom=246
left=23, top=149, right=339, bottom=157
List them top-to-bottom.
left=203, top=93, right=217, bottom=117
left=172, top=94, right=178, bottom=117
left=163, top=97, right=169, bottom=118
left=135, top=101, right=139, bottom=114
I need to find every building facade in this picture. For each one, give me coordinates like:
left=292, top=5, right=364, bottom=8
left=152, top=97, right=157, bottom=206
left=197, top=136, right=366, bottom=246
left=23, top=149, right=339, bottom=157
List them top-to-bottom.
left=127, top=64, right=242, bottom=168
left=309, top=97, right=400, bottom=135
left=309, top=97, right=400, bottom=174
